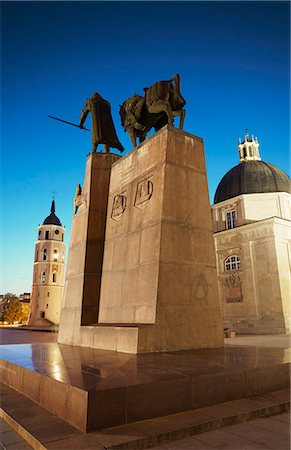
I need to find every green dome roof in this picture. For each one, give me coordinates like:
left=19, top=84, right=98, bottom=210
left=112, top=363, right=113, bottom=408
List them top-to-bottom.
left=214, top=160, right=290, bottom=204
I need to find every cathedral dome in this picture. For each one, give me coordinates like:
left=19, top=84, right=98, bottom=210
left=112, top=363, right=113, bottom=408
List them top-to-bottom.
left=214, top=134, right=290, bottom=204
left=43, top=199, right=62, bottom=226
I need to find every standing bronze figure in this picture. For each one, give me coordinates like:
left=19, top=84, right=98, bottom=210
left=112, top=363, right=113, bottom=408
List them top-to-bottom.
left=79, top=92, right=124, bottom=153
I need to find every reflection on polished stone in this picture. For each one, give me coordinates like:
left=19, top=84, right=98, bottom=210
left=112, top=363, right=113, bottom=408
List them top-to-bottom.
left=0, top=340, right=290, bottom=432
left=0, top=342, right=290, bottom=392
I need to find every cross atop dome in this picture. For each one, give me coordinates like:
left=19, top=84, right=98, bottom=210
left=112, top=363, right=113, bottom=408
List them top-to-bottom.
left=238, top=132, right=261, bottom=162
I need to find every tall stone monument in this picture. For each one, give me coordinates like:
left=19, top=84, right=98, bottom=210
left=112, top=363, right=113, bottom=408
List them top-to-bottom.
left=58, top=125, right=224, bottom=352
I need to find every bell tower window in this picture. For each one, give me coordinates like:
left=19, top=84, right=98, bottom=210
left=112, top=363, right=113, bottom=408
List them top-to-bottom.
left=226, top=210, right=236, bottom=229
left=45, top=230, right=49, bottom=240
left=43, top=249, right=47, bottom=261
left=53, top=250, right=58, bottom=261
left=41, top=272, right=46, bottom=283
left=52, top=272, right=57, bottom=283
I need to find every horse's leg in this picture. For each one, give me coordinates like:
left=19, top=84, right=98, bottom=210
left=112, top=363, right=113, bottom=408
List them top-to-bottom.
left=173, top=109, right=186, bottom=129
left=179, top=109, right=186, bottom=129
left=127, top=128, right=137, bottom=147
left=137, top=130, right=147, bottom=144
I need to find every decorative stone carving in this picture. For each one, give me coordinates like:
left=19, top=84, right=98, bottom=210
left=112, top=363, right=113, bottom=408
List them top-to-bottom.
left=134, top=178, right=153, bottom=209
left=73, top=183, right=87, bottom=214
left=111, top=193, right=127, bottom=221
left=222, top=203, right=236, bottom=214
left=223, top=272, right=243, bottom=303
left=223, top=272, right=241, bottom=287
left=192, top=274, right=208, bottom=305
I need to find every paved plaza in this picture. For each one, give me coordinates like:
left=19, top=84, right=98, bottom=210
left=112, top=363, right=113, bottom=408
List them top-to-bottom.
left=1, top=328, right=290, bottom=348
left=151, top=411, right=291, bottom=449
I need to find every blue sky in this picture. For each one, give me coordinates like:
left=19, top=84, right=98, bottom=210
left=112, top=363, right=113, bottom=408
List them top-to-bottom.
left=1, top=1, right=290, bottom=295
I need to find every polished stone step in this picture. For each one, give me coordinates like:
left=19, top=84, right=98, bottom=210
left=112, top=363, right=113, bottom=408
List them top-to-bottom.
left=0, top=383, right=289, bottom=450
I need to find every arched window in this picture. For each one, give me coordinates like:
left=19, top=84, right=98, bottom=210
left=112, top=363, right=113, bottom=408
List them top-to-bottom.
left=38, top=230, right=41, bottom=238
left=45, top=230, right=49, bottom=240
left=43, top=249, right=47, bottom=261
left=53, top=249, right=58, bottom=261
left=225, top=255, right=241, bottom=271
left=42, top=272, right=46, bottom=283
left=52, top=272, right=57, bottom=283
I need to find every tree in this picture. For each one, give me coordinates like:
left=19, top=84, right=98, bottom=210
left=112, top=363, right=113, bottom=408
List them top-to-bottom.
left=0, top=293, right=18, bottom=322
left=2, top=293, right=18, bottom=300
left=3, top=298, right=23, bottom=324
left=21, top=304, right=29, bottom=323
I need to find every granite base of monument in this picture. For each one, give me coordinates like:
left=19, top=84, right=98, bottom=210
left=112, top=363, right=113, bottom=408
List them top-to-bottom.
left=58, top=125, right=224, bottom=352
left=0, top=341, right=290, bottom=432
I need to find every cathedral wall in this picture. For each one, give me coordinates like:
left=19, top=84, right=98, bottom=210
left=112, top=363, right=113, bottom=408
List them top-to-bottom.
left=212, top=192, right=291, bottom=233
left=243, top=192, right=291, bottom=222
left=214, top=218, right=289, bottom=334
left=273, top=222, right=291, bottom=333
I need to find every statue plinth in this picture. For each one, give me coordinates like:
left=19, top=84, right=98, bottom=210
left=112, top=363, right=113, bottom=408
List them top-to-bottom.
left=58, top=126, right=223, bottom=352
left=58, top=152, right=121, bottom=345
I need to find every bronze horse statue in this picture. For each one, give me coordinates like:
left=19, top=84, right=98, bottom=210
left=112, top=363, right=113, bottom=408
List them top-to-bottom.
left=120, top=74, right=186, bottom=147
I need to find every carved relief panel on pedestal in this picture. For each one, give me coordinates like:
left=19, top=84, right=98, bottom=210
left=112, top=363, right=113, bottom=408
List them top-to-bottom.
left=110, top=175, right=154, bottom=222
left=134, top=177, right=153, bottom=209
left=111, top=193, right=127, bottom=221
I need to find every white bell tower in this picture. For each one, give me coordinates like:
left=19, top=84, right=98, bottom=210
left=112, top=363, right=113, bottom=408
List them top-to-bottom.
left=238, top=132, right=261, bottom=162
left=28, top=199, right=66, bottom=327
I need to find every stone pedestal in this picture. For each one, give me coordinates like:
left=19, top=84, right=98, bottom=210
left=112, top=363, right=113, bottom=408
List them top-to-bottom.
left=58, top=126, right=223, bottom=352
left=58, top=152, right=120, bottom=344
